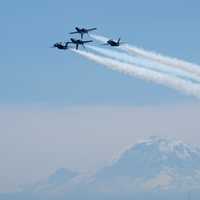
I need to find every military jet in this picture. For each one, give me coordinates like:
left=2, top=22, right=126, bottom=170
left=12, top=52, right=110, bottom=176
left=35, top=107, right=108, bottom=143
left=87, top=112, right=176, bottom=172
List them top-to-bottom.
left=69, top=27, right=97, bottom=39
left=70, top=38, right=93, bottom=50
left=104, top=38, right=124, bottom=47
left=52, top=42, right=71, bottom=50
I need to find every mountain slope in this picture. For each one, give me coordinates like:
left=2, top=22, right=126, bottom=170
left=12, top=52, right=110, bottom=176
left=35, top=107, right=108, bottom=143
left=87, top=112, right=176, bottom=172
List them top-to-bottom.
left=3, top=136, right=200, bottom=200
left=93, top=136, right=200, bottom=192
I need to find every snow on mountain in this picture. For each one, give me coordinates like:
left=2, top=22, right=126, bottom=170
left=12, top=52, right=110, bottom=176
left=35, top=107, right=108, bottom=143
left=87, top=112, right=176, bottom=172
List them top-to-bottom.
left=20, top=136, right=200, bottom=197
left=93, top=136, right=200, bottom=192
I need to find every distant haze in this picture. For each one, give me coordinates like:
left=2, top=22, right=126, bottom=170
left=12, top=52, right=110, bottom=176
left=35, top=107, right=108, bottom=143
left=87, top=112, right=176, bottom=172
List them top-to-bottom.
left=0, top=103, right=200, bottom=192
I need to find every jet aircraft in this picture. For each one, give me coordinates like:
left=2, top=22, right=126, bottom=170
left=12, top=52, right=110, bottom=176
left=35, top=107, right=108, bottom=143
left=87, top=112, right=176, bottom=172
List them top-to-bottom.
left=70, top=27, right=97, bottom=39
left=70, top=38, right=93, bottom=50
left=105, top=38, right=124, bottom=47
left=52, top=42, right=71, bottom=50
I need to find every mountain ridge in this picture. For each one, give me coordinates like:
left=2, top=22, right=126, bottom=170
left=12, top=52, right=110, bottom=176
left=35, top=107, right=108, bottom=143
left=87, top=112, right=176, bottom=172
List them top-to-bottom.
left=2, top=136, right=200, bottom=199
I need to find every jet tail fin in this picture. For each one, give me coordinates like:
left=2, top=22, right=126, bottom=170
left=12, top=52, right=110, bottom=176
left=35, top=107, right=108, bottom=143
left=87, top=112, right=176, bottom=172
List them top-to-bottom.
left=117, top=38, right=121, bottom=44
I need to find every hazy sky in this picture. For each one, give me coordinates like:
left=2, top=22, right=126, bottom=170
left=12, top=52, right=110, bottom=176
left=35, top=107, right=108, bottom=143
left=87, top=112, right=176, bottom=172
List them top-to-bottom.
left=1, top=0, right=200, bottom=193
left=1, top=104, right=200, bottom=192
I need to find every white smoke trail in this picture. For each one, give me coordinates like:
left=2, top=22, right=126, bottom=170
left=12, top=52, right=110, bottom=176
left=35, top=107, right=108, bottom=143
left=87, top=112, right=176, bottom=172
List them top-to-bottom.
left=91, top=34, right=200, bottom=77
left=87, top=45, right=200, bottom=83
left=122, top=45, right=200, bottom=77
left=71, top=49, right=200, bottom=98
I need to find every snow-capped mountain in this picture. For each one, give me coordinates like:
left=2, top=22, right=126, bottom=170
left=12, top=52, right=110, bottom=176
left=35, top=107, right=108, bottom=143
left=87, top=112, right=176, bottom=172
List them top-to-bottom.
left=2, top=136, right=200, bottom=200
left=93, top=136, right=200, bottom=192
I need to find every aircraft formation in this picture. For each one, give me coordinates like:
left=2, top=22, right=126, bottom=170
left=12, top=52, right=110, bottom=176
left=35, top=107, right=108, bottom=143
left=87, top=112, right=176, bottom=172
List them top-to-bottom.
left=52, top=26, right=124, bottom=50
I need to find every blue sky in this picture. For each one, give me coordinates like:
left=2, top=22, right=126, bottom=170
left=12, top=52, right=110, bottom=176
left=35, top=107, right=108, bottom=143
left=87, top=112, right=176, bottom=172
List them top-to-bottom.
left=1, top=0, right=200, bottom=105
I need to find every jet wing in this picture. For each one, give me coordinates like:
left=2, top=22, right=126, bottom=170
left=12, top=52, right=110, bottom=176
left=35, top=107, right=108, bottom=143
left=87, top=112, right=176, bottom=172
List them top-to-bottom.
left=87, top=28, right=97, bottom=32
left=69, top=31, right=78, bottom=34
left=83, top=40, right=93, bottom=43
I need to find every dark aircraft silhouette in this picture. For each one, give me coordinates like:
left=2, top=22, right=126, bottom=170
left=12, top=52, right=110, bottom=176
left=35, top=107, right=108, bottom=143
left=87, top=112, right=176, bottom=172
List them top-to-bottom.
left=70, top=27, right=97, bottom=39
left=70, top=38, right=93, bottom=50
left=105, top=38, right=124, bottom=47
left=52, top=42, right=71, bottom=50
